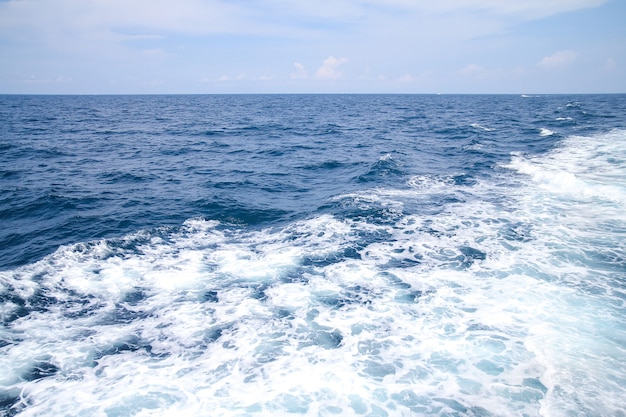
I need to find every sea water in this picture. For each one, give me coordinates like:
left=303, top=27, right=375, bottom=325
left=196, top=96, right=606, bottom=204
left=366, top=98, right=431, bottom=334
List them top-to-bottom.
left=1, top=94, right=625, bottom=416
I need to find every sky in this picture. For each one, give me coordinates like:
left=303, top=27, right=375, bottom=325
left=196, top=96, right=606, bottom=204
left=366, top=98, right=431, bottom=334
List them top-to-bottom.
left=0, top=0, right=625, bottom=94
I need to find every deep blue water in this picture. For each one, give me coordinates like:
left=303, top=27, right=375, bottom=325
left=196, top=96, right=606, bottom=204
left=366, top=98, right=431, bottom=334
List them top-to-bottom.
left=1, top=94, right=626, bottom=416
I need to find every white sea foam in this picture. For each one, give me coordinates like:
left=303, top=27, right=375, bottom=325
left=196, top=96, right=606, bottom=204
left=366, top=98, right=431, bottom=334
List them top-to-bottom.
left=470, top=122, right=494, bottom=131
left=539, top=128, right=555, bottom=137
left=501, top=129, right=626, bottom=416
left=506, top=130, right=626, bottom=204
left=2, top=131, right=626, bottom=416
left=406, top=174, right=456, bottom=190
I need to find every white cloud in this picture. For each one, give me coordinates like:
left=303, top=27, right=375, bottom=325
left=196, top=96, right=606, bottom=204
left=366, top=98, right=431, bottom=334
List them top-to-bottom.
left=0, top=0, right=608, bottom=41
left=0, top=0, right=618, bottom=94
left=246, top=0, right=608, bottom=24
left=261, top=0, right=608, bottom=27
left=427, top=0, right=606, bottom=19
left=0, top=1, right=608, bottom=55
left=538, top=50, right=577, bottom=68
left=315, top=56, right=348, bottom=80
left=291, top=62, right=307, bottom=79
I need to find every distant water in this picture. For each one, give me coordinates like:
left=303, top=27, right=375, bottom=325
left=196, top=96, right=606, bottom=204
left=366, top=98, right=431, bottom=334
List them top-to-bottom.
left=1, top=94, right=625, bottom=416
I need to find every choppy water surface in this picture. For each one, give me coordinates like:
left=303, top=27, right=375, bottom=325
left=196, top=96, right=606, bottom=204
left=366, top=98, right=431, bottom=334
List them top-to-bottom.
left=1, top=94, right=625, bottom=416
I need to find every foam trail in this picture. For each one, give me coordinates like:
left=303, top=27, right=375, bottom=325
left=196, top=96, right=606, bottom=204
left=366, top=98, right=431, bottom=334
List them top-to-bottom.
left=504, top=129, right=626, bottom=416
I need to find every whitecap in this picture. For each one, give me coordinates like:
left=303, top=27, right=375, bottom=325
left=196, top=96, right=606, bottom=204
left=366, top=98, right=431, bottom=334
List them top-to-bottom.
left=470, top=123, right=494, bottom=132
left=539, top=128, right=554, bottom=137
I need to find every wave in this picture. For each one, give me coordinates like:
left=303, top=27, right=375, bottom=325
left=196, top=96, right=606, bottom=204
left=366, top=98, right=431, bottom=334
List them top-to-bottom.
left=2, top=94, right=626, bottom=416
left=470, top=123, right=494, bottom=132
left=539, top=128, right=555, bottom=137
left=506, top=129, right=626, bottom=204
left=2, top=131, right=625, bottom=415
left=356, top=154, right=406, bottom=183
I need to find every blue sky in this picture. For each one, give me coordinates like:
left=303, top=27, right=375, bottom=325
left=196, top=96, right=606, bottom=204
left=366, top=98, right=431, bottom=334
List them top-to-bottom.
left=1, top=0, right=624, bottom=94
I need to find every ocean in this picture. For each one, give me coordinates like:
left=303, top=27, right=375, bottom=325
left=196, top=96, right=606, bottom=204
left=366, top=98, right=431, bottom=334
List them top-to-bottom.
left=1, top=94, right=625, bottom=416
